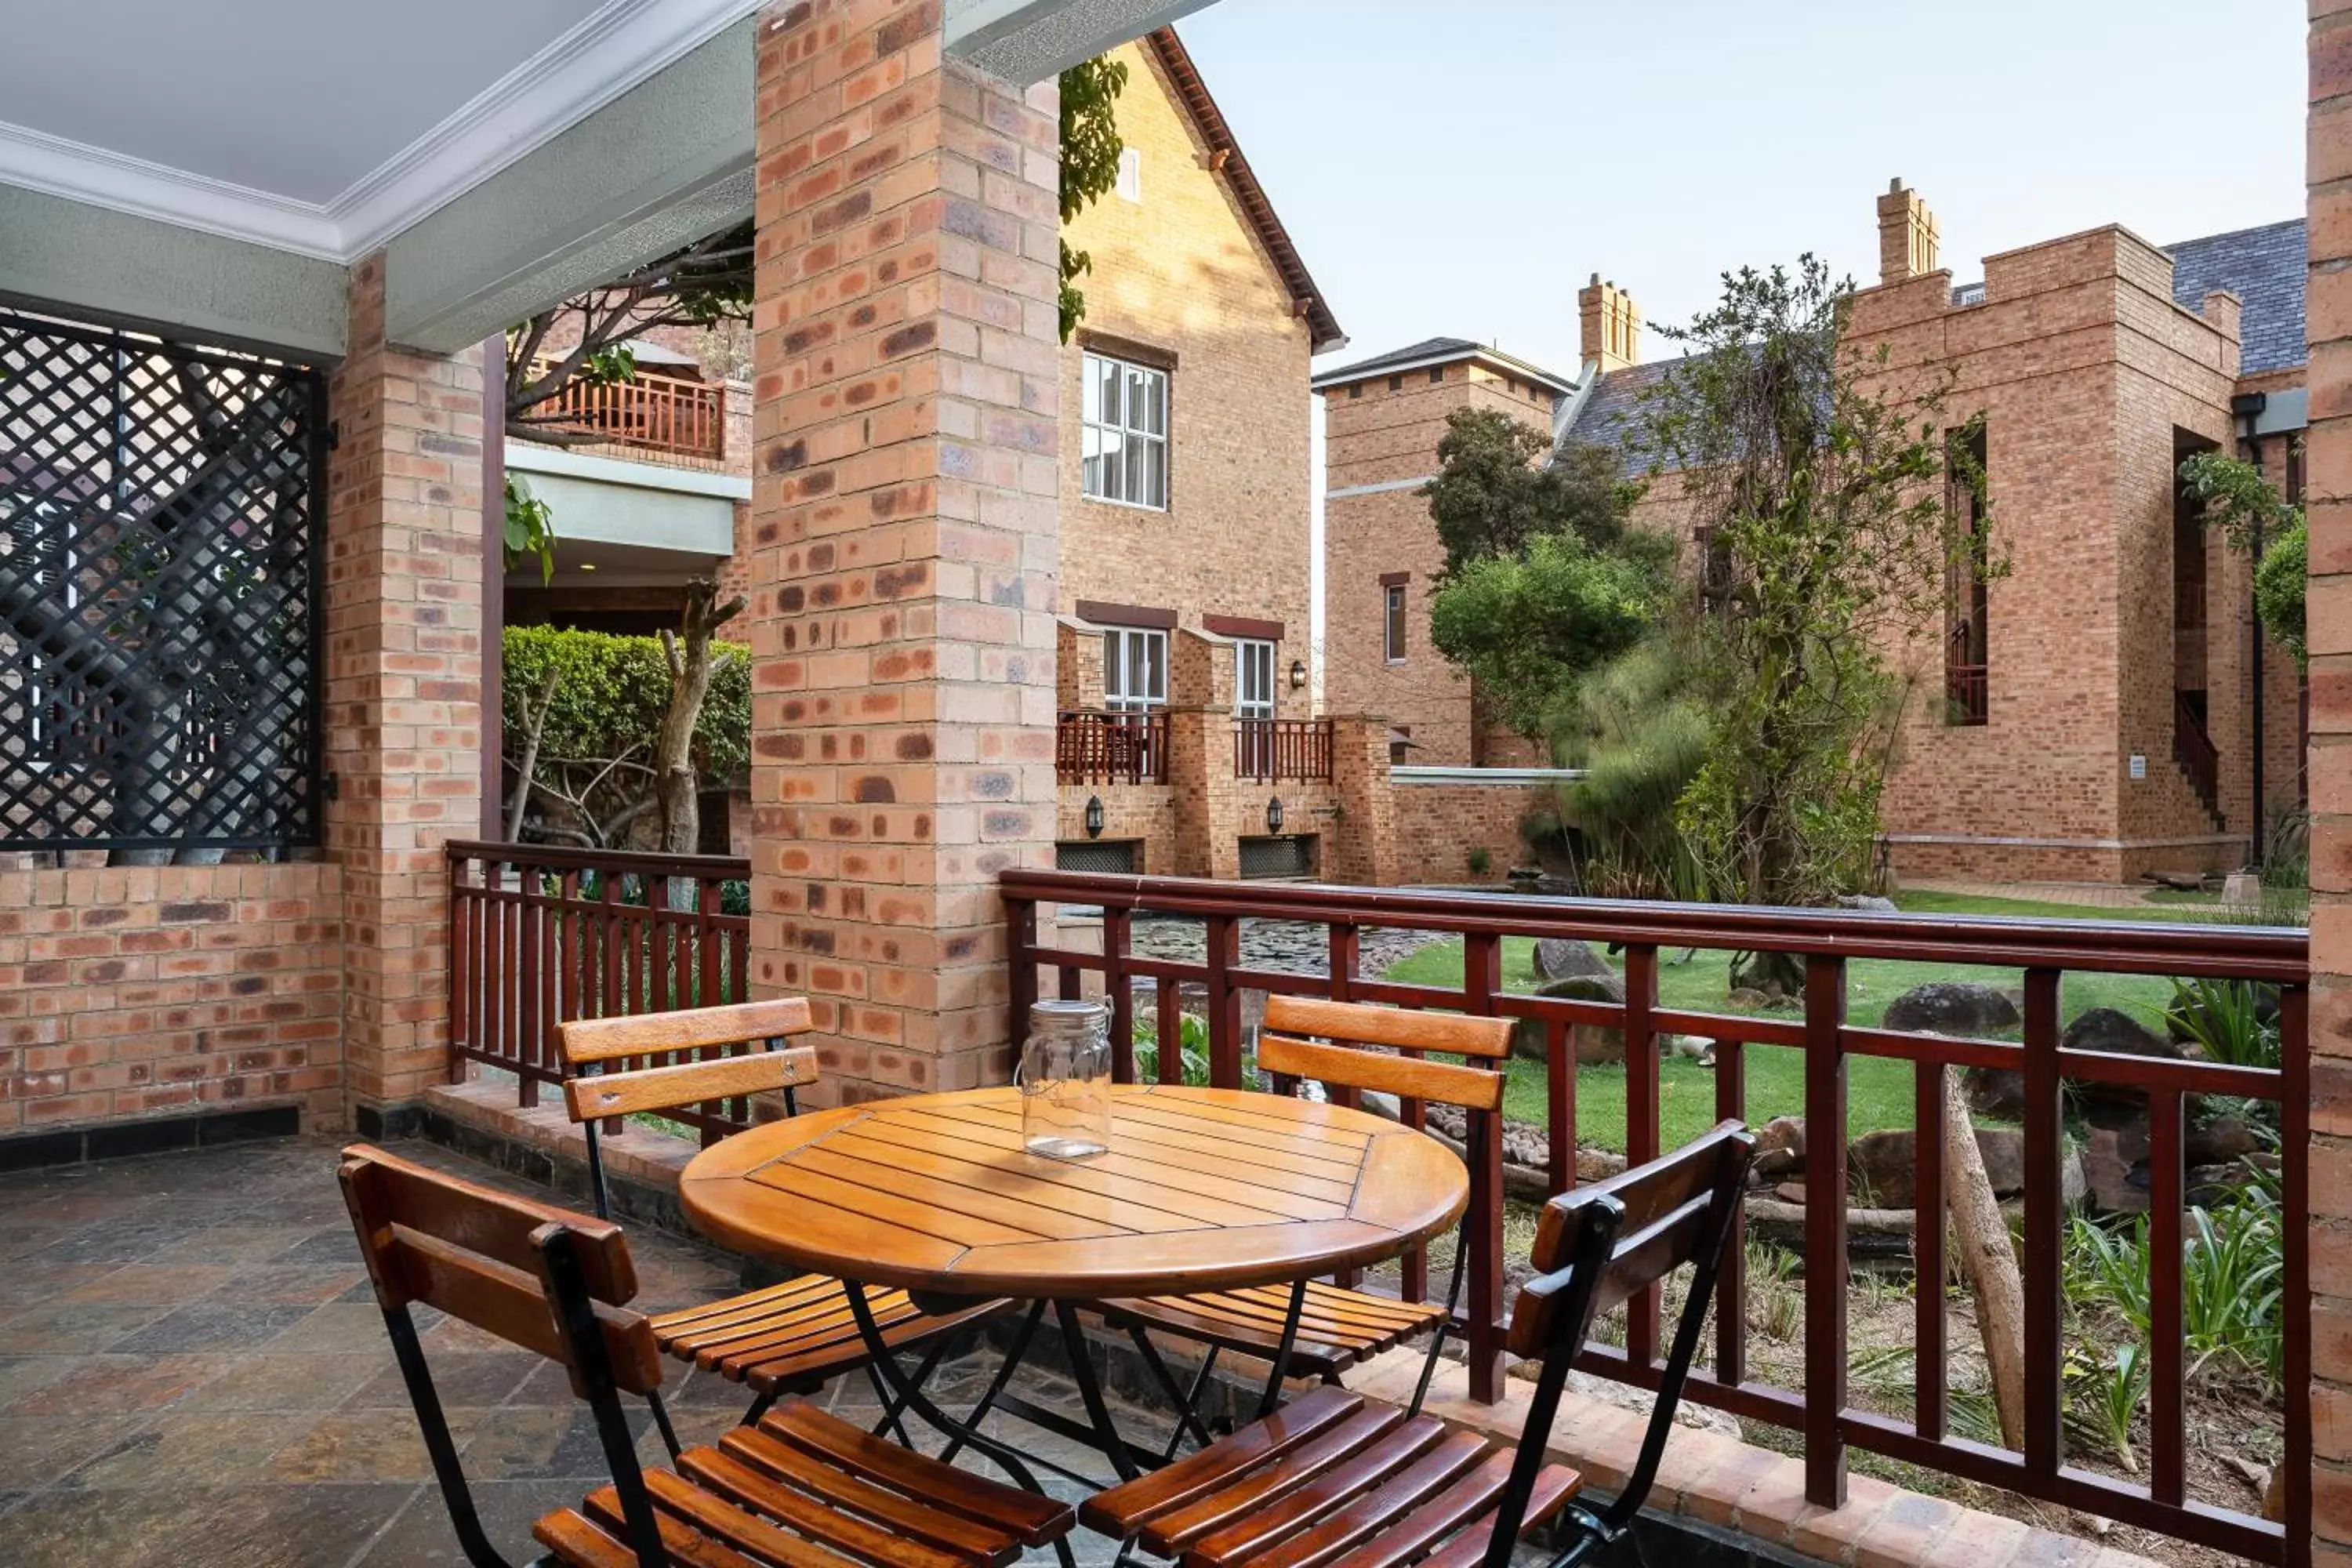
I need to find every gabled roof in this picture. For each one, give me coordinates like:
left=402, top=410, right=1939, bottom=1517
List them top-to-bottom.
left=1145, top=29, right=1345, bottom=354
left=2165, top=218, right=2305, bottom=377
left=1309, top=336, right=1578, bottom=395
left=1560, top=358, right=1679, bottom=479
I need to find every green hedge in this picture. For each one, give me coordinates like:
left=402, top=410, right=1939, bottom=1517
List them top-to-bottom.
left=503, top=624, right=751, bottom=786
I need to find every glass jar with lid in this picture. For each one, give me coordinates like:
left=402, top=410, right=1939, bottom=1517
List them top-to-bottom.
left=1018, top=998, right=1112, bottom=1160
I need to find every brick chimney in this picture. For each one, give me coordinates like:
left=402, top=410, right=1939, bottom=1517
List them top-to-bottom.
left=1877, top=178, right=1940, bottom=286
left=1577, top=274, right=1641, bottom=374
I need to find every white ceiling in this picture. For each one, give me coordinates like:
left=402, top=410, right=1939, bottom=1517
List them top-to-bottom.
left=0, top=0, right=762, bottom=260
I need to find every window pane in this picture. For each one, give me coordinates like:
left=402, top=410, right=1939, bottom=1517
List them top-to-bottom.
left=1082, top=356, right=1102, bottom=425
left=1099, top=358, right=1123, bottom=428
left=1125, top=368, right=1147, bottom=434
left=1145, top=372, right=1166, bottom=435
left=1083, top=424, right=1107, bottom=499
left=1100, top=430, right=1127, bottom=500
left=1124, top=436, right=1144, bottom=504
left=1144, top=436, right=1167, bottom=509
left=1144, top=632, right=1166, bottom=701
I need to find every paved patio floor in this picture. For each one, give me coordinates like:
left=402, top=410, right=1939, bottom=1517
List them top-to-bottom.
left=0, top=1135, right=1155, bottom=1568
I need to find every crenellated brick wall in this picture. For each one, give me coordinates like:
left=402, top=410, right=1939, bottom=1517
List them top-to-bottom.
left=0, top=863, right=344, bottom=1134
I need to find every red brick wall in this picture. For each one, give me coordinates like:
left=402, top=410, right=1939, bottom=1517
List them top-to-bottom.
left=1389, top=779, right=1546, bottom=886
left=0, top=863, right=344, bottom=1134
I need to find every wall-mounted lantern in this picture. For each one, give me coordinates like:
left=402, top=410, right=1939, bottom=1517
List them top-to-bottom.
left=1288, top=659, right=1307, bottom=691
left=1083, top=795, right=1105, bottom=838
left=1265, top=795, right=1285, bottom=835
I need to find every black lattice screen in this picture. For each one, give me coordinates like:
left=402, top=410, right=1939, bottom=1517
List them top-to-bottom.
left=0, top=308, right=327, bottom=850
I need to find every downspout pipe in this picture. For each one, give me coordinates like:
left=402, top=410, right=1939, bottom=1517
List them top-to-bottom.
left=2231, top=390, right=2268, bottom=869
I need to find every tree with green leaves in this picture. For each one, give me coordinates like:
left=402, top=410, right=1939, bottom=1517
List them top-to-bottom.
left=503, top=56, right=1129, bottom=445
left=1639, top=256, right=1992, bottom=940
left=1420, top=408, right=1641, bottom=579
left=2177, top=448, right=2307, bottom=667
left=1428, top=533, right=1669, bottom=739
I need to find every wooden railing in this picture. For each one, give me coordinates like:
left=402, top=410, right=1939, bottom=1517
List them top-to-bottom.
left=528, top=362, right=726, bottom=465
left=2176, top=693, right=2221, bottom=816
left=1056, top=710, right=1170, bottom=785
left=1233, top=717, right=1334, bottom=782
left=447, top=842, right=752, bottom=1142
left=1000, top=869, right=2309, bottom=1565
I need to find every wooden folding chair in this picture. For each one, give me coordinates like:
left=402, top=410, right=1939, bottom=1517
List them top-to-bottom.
left=1092, top=996, right=1510, bottom=1436
left=557, top=1000, right=1007, bottom=1437
left=1080, top=1120, right=1758, bottom=1568
left=338, top=1142, right=1076, bottom=1568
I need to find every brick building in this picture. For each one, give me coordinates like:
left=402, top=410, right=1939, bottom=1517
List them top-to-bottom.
left=1321, top=186, right=2311, bottom=883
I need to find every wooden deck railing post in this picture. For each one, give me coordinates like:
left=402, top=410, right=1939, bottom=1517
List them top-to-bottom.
left=1005, top=895, right=1037, bottom=1057
left=1105, top=908, right=1134, bottom=1083
left=1207, top=913, right=1243, bottom=1087
left=1461, top=931, right=1506, bottom=1402
left=1624, top=944, right=1662, bottom=1367
left=1802, top=952, right=1849, bottom=1508
left=2020, top=967, right=2064, bottom=1481
left=2282, top=981, right=2312, bottom=1560
left=1715, top=1029, right=1748, bottom=1390
left=1913, top=1060, right=1947, bottom=1441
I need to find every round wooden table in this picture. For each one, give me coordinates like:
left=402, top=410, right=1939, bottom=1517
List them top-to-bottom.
left=678, top=1083, right=1469, bottom=1300
left=678, top=1083, right=1469, bottom=1486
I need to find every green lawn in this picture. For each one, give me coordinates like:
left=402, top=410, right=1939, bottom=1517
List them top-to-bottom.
left=1377, top=890, right=2188, bottom=1152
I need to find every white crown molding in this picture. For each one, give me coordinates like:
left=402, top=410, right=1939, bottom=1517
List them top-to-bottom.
left=0, top=0, right=763, bottom=266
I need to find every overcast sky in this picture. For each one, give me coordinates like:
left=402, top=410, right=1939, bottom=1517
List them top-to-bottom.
left=1180, top=0, right=2307, bottom=378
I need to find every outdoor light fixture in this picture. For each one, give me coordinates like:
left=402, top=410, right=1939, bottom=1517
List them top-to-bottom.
left=578, top=561, right=597, bottom=572
left=1289, top=659, right=1307, bottom=691
left=1083, top=795, right=1105, bottom=838
left=1265, top=795, right=1285, bottom=834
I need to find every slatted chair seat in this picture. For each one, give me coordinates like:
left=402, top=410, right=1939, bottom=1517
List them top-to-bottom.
left=557, top=999, right=1011, bottom=1422
left=1082, top=1121, right=1760, bottom=1568
left=338, top=1142, right=1077, bottom=1568
left=652, top=1277, right=1005, bottom=1395
left=1094, top=1281, right=1446, bottom=1381
left=1079, top=1385, right=1578, bottom=1568
left=537, top=1396, right=1072, bottom=1568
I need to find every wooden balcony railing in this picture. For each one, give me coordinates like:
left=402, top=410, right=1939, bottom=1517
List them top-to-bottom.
left=527, top=362, right=727, bottom=466
left=1056, top=710, right=1170, bottom=785
left=1233, top=717, right=1333, bottom=782
left=447, top=841, right=752, bottom=1142
left=1001, top=869, right=2309, bottom=1566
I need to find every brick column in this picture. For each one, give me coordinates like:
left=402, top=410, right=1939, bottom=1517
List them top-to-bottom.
left=747, top=1, right=1059, bottom=1105
left=2314, top=5, right=2352, bottom=1559
left=324, top=254, right=486, bottom=1122
left=1167, top=706, right=1239, bottom=880
left=1328, top=715, right=1399, bottom=887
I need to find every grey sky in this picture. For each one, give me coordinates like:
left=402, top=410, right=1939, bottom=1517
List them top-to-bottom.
left=1179, top=0, right=2306, bottom=379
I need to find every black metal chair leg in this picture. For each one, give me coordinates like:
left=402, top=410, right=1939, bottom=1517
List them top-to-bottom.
left=1254, top=1278, right=1310, bottom=1420
left=843, top=1280, right=1051, bottom=1498
left=942, top=1300, right=1047, bottom=1466
left=1054, top=1300, right=1141, bottom=1483
left=1121, top=1324, right=1216, bottom=1457
left=872, top=1330, right=956, bottom=1439
left=862, top=1360, right=916, bottom=1447
left=644, top=1386, right=685, bottom=1461
left=739, top=1387, right=779, bottom=1426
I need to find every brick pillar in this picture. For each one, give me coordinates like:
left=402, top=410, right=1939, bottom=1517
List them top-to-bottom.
left=747, top=0, right=1060, bottom=1105
left=2312, top=6, right=2352, bottom=1558
left=324, top=254, right=485, bottom=1120
left=1168, top=706, right=1240, bottom=880
left=1329, top=715, right=1399, bottom=887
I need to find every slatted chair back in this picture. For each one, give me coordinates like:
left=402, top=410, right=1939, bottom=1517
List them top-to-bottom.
left=1258, top=996, right=1510, bottom=1415
left=557, top=998, right=819, bottom=1221
left=1480, top=1120, right=1757, bottom=1568
left=339, top=1143, right=673, bottom=1567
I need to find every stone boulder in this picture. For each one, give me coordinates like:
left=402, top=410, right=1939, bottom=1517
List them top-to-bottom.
left=1835, top=894, right=1899, bottom=913
left=1532, top=938, right=1614, bottom=984
left=1510, top=973, right=1631, bottom=1065
left=1882, top=982, right=2020, bottom=1036
left=1751, top=1115, right=1807, bottom=1181
left=1846, top=1126, right=2029, bottom=1208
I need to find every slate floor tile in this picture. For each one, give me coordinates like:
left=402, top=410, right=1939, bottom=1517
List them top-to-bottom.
left=107, top=1300, right=318, bottom=1354
left=2, top=1351, right=241, bottom=1416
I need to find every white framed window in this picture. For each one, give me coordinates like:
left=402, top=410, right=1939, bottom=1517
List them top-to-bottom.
left=1116, top=147, right=1142, bottom=202
left=1082, top=353, right=1169, bottom=510
left=1383, top=583, right=1407, bottom=662
left=1103, top=627, right=1168, bottom=712
left=1236, top=638, right=1276, bottom=720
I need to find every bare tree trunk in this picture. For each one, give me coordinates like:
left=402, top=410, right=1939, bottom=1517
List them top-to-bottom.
left=654, top=579, right=745, bottom=861
left=504, top=669, right=561, bottom=842
left=1944, top=1070, right=2027, bottom=1450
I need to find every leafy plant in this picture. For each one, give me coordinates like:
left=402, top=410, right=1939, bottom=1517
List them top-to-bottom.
left=1057, top=53, right=1129, bottom=339
left=1637, top=256, right=2002, bottom=940
left=1419, top=411, right=1644, bottom=580
left=503, top=475, right=557, bottom=584
left=1428, top=534, right=1668, bottom=739
left=1548, top=638, right=1713, bottom=901
left=1465, top=846, right=1493, bottom=877
left=2165, top=978, right=2280, bottom=1069
left=1131, top=1013, right=1259, bottom=1087
left=2063, top=1185, right=2284, bottom=1387
left=1746, top=1239, right=1803, bottom=1341
left=2064, top=1344, right=2149, bottom=1474
left=1847, top=1345, right=2005, bottom=1446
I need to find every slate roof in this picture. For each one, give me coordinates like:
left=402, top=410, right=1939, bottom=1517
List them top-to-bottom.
left=2165, top=218, right=2305, bottom=376
left=1315, top=337, right=1484, bottom=382
left=1561, top=358, right=1680, bottom=479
